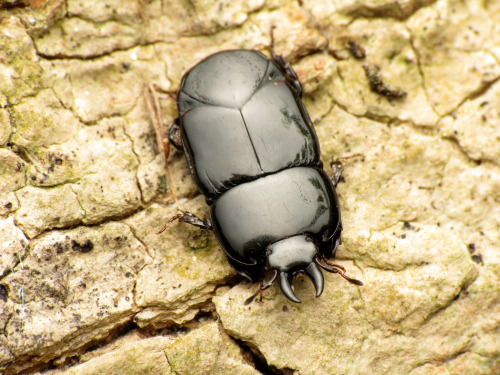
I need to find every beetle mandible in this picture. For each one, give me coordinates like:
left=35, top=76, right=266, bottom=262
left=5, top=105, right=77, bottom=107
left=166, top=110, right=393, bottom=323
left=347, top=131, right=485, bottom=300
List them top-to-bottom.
left=166, top=40, right=362, bottom=304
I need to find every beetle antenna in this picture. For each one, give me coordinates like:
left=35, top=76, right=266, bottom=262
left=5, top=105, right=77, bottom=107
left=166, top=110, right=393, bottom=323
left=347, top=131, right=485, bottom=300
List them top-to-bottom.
left=314, top=258, right=363, bottom=286
left=244, top=270, right=278, bottom=305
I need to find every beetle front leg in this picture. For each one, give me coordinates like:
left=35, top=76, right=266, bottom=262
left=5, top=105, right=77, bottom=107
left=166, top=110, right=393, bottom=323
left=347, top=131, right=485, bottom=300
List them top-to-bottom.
left=159, top=210, right=213, bottom=234
left=176, top=210, right=212, bottom=230
left=244, top=270, right=278, bottom=305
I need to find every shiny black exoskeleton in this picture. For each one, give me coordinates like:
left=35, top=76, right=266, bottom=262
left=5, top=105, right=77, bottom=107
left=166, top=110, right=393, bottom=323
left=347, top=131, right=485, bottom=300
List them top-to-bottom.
left=169, top=48, right=362, bottom=303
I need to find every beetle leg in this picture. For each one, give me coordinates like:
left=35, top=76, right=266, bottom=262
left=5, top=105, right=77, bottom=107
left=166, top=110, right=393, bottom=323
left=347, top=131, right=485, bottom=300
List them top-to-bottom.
left=269, top=26, right=303, bottom=98
left=169, top=118, right=183, bottom=150
left=329, top=153, right=365, bottom=187
left=329, top=160, right=344, bottom=187
left=158, top=210, right=212, bottom=234
left=177, top=210, right=212, bottom=230
left=321, top=254, right=346, bottom=273
left=244, top=269, right=278, bottom=305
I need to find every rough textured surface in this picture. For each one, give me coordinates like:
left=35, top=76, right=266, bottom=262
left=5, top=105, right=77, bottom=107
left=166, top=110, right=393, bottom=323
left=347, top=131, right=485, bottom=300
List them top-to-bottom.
left=0, top=0, right=499, bottom=374
left=42, top=322, right=259, bottom=375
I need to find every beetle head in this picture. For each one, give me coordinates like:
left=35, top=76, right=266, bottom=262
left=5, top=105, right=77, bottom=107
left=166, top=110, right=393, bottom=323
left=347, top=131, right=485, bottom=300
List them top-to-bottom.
left=267, top=234, right=323, bottom=303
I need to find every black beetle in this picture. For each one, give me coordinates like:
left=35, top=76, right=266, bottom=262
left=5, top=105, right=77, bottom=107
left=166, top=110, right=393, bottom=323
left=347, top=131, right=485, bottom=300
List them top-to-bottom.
left=166, top=45, right=362, bottom=303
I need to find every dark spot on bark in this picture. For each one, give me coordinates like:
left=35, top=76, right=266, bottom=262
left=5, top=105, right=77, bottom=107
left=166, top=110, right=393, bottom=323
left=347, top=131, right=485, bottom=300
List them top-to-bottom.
left=0, top=0, right=28, bottom=10
left=347, top=40, right=366, bottom=59
left=363, top=64, right=407, bottom=99
left=15, top=162, right=24, bottom=171
left=158, top=175, right=168, bottom=193
left=403, top=221, right=415, bottom=230
left=71, top=239, right=94, bottom=253
left=55, top=243, right=64, bottom=254
left=468, top=243, right=476, bottom=254
left=472, top=254, right=484, bottom=265
left=0, top=284, right=8, bottom=302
